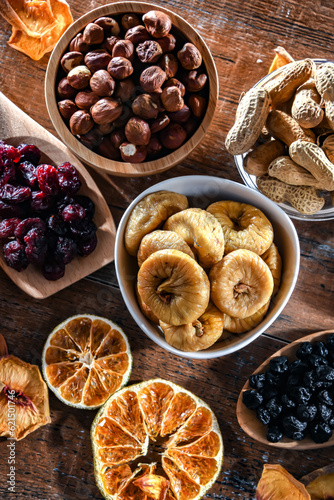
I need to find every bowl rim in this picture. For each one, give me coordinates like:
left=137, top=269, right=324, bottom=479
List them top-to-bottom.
left=45, top=1, right=219, bottom=178
left=234, top=58, right=334, bottom=222
left=115, top=175, right=301, bottom=359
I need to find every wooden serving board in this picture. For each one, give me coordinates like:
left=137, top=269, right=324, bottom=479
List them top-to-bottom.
left=0, top=92, right=116, bottom=299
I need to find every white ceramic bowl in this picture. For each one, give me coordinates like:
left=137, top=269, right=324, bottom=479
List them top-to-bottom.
left=115, top=176, right=300, bottom=359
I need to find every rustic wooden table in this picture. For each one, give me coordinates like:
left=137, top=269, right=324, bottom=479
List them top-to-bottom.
left=0, top=0, right=334, bottom=498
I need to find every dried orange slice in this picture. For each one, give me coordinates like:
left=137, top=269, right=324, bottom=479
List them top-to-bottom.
left=42, top=315, right=132, bottom=410
left=91, top=379, right=223, bottom=500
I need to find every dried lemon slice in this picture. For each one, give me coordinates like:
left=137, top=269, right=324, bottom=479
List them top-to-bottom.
left=42, top=315, right=132, bottom=409
left=91, top=379, right=223, bottom=500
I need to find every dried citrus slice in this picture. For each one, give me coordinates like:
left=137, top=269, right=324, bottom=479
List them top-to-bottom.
left=42, top=315, right=132, bottom=410
left=91, top=379, right=223, bottom=500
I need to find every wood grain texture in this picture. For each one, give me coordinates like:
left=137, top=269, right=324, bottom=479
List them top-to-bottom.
left=0, top=0, right=334, bottom=498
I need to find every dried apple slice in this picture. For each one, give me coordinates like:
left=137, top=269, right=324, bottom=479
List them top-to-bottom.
left=0, top=350, right=50, bottom=440
left=301, top=464, right=334, bottom=500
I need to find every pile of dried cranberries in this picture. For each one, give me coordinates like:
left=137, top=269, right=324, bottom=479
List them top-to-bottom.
left=0, top=141, right=97, bottom=280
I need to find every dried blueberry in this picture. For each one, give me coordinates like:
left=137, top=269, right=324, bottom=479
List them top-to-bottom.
left=17, top=144, right=41, bottom=165
left=17, top=161, right=38, bottom=189
left=57, top=162, right=81, bottom=195
left=36, top=164, right=59, bottom=196
left=0, top=184, right=31, bottom=204
left=61, top=203, right=86, bottom=222
left=0, top=218, right=21, bottom=239
left=15, top=218, right=46, bottom=241
left=24, top=229, right=47, bottom=264
left=54, top=237, right=78, bottom=265
left=3, top=240, right=28, bottom=271
left=42, top=258, right=65, bottom=281
left=327, top=334, right=334, bottom=351
left=313, top=341, right=329, bottom=358
left=296, top=342, right=313, bottom=359
left=307, top=354, right=328, bottom=368
left=269, top=356, right=289, bottom=373
left=315, top=366, right=334, bottom=382
left=265, top=369, right=281, bottom=386
left=303, top=370, right=316, bottom=389
left=249, top=373, right=266, bottom=391
left=261, top=384, right=279, bottom=401
left=295, top=387, right=311, bottom=404
left=242, top=390, right=263, bottom=410
left=317, top=390, right=333, bottom=406
left=281, top=394, right=296, bottom=409
left=266, top=397, right=282, bottom=419
left=296, top=404, right=317, bottom=422
left=317, top=404, right=332, bottom=422
left=256, top=406, right=271, bottom=425
left=283, top=415, right=307, bottom=439
left=329, top=416, right=334, bottom=430
left=309, top=422, right=332, bottom=443
left=267, top=425, right=283, bottom=443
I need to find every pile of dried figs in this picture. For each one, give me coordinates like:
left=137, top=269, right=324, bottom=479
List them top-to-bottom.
left=56, top=10, right=209, bottom=162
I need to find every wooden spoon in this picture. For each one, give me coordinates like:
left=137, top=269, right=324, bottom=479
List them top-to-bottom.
left=0, top=92, right=116, bottom=299
left=236, top=330, right=334, bottom=450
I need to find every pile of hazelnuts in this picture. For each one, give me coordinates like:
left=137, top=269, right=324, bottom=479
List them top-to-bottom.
left=56, top=10, right=209, bottom=163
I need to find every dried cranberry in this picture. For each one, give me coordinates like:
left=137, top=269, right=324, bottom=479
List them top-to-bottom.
left=0, top=144, right=21, bottom=163
left=17, top=144, right=41, bottom=165
left=0, top=160, right=16, bottom=187
left=17, top=162, right=38, bottom=189
left=57, top=162, right=81, bottom=195
left=36, top=164, right=59, bottom=196
left=0, top=184, right=31, bottom=204
left=30, top=191, right=53, bottom=212
left=56, top=195, right=75, bottom=214
left=74, top=195, right=95, bottom=220
left=0, top=201, right=22, bottom=218
left=61, top=203, right=86, bottom=222
left=47, top=214, right=67, bottom=236
left=0, top=218, right=22, bottom=239
left=15, top=218, right=46, bottom=241
left=70, top=219, right=97, bottom=241
left=24, top=229, right=47, bottom=264
left=78, top=234, right=97, bottom=255
left=54, top=237, right=78, bottom=265
left=3, top=240, right=28, bottom=271
left=42, top=258, right=65, bottom=281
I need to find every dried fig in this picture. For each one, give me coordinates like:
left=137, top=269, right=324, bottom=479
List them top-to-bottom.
left=137, top=229, right=195, bottom=267
left=261, top=243, right=282, bottom=295
left=224, top=301, right=270, bottom=334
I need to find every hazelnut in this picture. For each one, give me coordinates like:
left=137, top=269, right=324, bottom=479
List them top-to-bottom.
left=143, top=11, right=172, bottom=38
left=121, top=13, right=140, bottom=31
left=94, top=17, right=120, bottom=36
left=82, top=23, right=104, bottom=45
left=125, top=25, right=150, bottom=45
left=69, top=33, right=89, bottom=53
left=156, top=34, right=176, bottom=53
left=103, top=35, right=121, bottom=54
left=112, top=39, right=134, bottom=60
left=136, top=40, right=163, bottom=63
left=177, top=43, right=202, bottom=70
left=84, top=50, right=112, bottom=73
left=61, top=51, right=83, bottom=73
left=159, top=53, right=178, bottom=79
left=107, top=57, right=133, bottom=80
left=67, top=65, right=91, bottom=90
left=140, top=66, right=166, bottom=92
left=90, top=70, right=115, bottom=96
left=183, top=70, right=207, bottom=92
left=57, top=77, right=77, bottom=99
left=114, top=78, right=135, bottom=102
left=163, top=78, right=185, bottom=97
left=161, top=86, right=184, bottom=112
left=75, top=91, right=100, bottom=109
left=149, top=93, right=165, bottom=113
left=132, top=94, right=159, bottom=120
left=188, top=94, right=207, bottom=118
left=91, top=97, right=123, bottom=125
left=58, top=99, right=78, bottom=120
left=113, top=105, right=133, bottom=128
left=168, top=105, right=191, bottom=123
left=70, top=110, right=94, bottom=135
left=150, top=114, right=170, bottom=133
left=125, top=117, right=151, bottom=146
left=184, top=117, right=199, bottom=136
left=96, top=122, right=115, bottom=135
left=160, top=123, right=187, bottom=149
left=79, top=128, right=102, bottom=149
left=110, top=129, right=126, bottom=149
left=147, top=135, right=162, bottom=156
left=97, top=136, right=121, bottom=160
left=119, top=142, right=147, bottom=162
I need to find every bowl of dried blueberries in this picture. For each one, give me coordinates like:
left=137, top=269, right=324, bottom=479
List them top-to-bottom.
left=45, top=2, right=218, bottom=177
left=237, top=329, right=334, bottom=449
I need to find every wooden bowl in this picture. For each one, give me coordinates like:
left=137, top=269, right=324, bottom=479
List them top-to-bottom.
left=45, top=1, right=218, bottom=177
left=0, top=92, right=116, bottom=299
left=236, top=329, right=334, bottom=450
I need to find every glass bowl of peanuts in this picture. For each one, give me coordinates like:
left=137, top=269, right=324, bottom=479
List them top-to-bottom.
left=233, top=58, right=334, bottom=221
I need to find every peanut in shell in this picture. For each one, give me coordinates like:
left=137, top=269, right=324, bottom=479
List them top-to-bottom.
left=289, top=139, right=334, bottom=190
